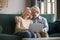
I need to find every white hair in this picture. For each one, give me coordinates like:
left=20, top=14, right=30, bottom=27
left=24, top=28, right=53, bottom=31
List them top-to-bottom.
left=31, top=6, right=40, bottom=14
left=22, top=7, right=31, bottom=16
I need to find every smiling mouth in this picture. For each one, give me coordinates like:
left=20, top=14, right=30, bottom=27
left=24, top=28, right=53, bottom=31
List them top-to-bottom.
left=26, top=14, right=29, bottom=15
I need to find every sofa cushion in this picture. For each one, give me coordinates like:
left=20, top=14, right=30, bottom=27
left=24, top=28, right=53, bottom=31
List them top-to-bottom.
left=0, top=14, right=21, bottom=34
left=41, top=14, right=56, bottom=22
left=48, top=21, right=60, bottom=34
left=54, top=21, right=60, bottom=33
left=48, top=22, right=56, bottom=34
left=49, top=33, right=60, bottom=37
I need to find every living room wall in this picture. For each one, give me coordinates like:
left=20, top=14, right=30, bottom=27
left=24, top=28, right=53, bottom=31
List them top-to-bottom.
left=0, top=0, right=25, bottom=14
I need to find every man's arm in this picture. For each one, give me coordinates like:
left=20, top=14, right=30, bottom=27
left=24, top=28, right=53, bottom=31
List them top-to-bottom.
left=43, top=18, right=49, bottom=32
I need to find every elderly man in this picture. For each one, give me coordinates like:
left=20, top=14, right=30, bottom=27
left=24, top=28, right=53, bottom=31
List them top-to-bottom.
left=31, top=6, right=49, bottom=37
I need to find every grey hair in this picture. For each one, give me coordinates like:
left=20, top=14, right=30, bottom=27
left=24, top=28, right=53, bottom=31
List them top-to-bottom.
left=31, top=6, right=40, bottom=14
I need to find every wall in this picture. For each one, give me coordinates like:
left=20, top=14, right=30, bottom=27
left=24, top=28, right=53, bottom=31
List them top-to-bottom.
left=0, top=0, right=25, bottom=14
left=25, top=0, right=31, bottom=7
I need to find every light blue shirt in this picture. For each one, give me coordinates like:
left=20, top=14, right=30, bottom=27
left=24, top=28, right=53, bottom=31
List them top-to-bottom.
left=32, top=16, right=49, bottom=32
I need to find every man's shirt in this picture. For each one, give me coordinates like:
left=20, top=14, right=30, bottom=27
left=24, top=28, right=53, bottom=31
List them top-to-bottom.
left=32, top=16, right=49, bottom=32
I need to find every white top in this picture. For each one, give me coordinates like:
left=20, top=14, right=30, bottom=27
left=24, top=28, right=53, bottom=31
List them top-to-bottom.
left=15, top=16, right=33, bottom=33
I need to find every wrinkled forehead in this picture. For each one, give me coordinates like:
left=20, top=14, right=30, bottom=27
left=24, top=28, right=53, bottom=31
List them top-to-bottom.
left=32, top=9, right=39, bottom=13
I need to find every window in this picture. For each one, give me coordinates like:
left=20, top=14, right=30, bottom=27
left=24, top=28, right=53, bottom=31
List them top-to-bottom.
left=37, top=0, right=57, bottom=14
left=41, top=2, right=44, bottom=14
left=47, top=2, right=51, bottom=14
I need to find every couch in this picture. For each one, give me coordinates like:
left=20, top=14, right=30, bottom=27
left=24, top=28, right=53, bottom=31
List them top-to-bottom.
left=0, top=14, right=60, bottom=40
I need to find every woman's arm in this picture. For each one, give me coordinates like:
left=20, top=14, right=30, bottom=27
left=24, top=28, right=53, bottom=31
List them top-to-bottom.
left=15, top=16, right=28, bottom=30
left=15, top=16, right=20, bottom=24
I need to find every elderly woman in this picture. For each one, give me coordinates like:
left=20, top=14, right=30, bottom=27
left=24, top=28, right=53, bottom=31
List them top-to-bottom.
left=31, top=6, right=49, bottom=37
left=14, top=7, right=36, bottom=40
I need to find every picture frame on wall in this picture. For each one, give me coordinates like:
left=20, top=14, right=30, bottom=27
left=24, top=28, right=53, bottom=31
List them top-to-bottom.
left=0, top=0, right=8, bottom=10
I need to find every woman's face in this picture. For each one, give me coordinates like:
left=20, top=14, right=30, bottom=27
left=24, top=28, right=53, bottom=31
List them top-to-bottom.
left=23, top=8, right=32, bottom=19
left=32, top=9, right=40, bottom=18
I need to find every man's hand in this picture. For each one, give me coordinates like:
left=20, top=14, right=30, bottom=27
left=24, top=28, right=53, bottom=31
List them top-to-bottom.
left=41, top=29, right=45, bottom=32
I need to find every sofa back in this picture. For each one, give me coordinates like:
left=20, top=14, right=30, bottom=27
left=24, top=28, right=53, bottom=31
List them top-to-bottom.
left=0, top=14, right=56, bottom=34
left=0, top=14, right=20, bottom=34
left=40, top=14, right=56, bottom=22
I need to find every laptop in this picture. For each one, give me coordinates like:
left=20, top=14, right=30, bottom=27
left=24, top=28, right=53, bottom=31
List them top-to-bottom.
left=29, top=23, right=44, bottom=32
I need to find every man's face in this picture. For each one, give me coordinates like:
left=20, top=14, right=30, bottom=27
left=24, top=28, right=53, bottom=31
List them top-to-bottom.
left=32, top=9, right=40, bottom=18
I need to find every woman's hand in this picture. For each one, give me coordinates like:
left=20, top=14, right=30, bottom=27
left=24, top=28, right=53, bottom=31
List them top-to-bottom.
left=15, top=16, right=20, bottom=24
left=41, top=29, right=45, bottom=32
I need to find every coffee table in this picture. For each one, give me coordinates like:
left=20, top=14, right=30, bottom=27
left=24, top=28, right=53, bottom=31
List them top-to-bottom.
left=23, top=37, right=60, bottom=40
